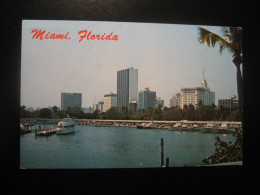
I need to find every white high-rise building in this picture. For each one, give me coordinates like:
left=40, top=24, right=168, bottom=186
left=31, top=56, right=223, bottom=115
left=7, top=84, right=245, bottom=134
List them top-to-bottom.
left=117, top=67, right=138, bottom=108
left=180, top=79, right=215, bottom=109
left=103, top=93, right=117, bottom=112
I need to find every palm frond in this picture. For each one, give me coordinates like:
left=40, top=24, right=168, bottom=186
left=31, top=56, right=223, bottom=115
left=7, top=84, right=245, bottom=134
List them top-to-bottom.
left=198, top=27, right=233, bottom=54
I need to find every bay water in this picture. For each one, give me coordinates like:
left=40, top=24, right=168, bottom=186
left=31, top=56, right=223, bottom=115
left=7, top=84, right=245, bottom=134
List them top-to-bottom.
left=20, top=125, right=235, bottom=168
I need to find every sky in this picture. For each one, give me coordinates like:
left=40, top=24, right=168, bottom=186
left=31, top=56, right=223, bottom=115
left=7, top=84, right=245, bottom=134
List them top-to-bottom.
left=21, top=20, right=238, bottom=108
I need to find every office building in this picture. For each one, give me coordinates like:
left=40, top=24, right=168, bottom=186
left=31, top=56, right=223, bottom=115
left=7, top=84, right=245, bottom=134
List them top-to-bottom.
left=117, top=67, right=138, bottom=108
left=180, top=79, right=215, bottom=109
left=138, top=88, right=156, bottom=110
left=61, top=92, right=82, bottom=111
left=103, top=93, right=117, bottom=112
left=170, top=93, right=180, bottom=108
left=218, top=95, right=239, bottom=109
left=156, top=97, right=165, bottom=110
left=98, top=101, right=104, bottom=113
left=129, top=101, right=137, bottom=113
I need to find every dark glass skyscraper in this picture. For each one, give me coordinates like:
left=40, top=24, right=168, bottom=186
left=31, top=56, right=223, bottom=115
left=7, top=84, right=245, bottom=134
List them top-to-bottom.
left=117, top=67, right=138, bottom=108
left=138, top=88, right=156, bottom=110
left=61, top=92, right=82, bottom=111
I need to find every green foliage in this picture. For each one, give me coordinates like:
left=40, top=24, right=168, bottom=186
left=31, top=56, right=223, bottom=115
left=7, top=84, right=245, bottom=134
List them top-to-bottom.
left=21, top=104, right=241, bottom=122
left=20, top=105, right=31, bottom=118
left=63, top=106, right=85, bottom=119
left=102, top=107, right=122, bottom=120
left=38, top=108, right=52, bottom=118
left=228, top=109, right=241, bottom=121
left=202, top=129, right=243, bottom=164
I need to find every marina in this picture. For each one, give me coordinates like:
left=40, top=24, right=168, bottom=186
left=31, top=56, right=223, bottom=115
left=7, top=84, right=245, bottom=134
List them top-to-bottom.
left=20, top=118, right=242, bottom=135
left=20, top=119, right=239, bottom=168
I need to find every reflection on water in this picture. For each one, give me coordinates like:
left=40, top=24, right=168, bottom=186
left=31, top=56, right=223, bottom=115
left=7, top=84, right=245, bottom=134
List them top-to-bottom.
left=20, top=125, right=235, bottom=168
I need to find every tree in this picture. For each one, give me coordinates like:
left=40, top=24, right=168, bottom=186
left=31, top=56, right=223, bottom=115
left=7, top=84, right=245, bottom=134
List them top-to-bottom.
left=198, top=27, right=243, bottom=114
left=154, top=104, right=163, bottom=120
left=20, top=105, right=31, bottom=118
left=52, top=106, right=58, bottom=113
left=70, top=106, right=85, bottom=119
left=103, top=107, right=121, bottom=119
left=38, top=108, right=52, bottom=118
left=202, top=129, right=243, bottom=164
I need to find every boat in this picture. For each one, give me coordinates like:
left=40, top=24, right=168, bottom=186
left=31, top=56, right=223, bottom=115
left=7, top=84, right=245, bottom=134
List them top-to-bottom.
left=56, top=118, right=75, bottom=135
left=136, top=122, right=157, bottom=129
left=168, top=123, right=182, bottom=131
left=181, top=123, right=190, bottom=131
left=201, top=123, right=217, bottom=133
left=213, top=123, right=237, bottom=134
left=186, top=124, right=201, bottom=132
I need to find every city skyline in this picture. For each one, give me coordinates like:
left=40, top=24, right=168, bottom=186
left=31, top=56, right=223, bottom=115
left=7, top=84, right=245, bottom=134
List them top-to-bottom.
left=21, top=20, right=238, bottom=108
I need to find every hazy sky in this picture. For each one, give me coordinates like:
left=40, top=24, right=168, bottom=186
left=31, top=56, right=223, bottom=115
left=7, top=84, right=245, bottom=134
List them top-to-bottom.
left=21, top=20, right=238, bottom=108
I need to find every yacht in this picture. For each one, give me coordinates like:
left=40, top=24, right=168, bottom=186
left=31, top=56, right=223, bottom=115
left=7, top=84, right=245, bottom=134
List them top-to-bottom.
left=56, top=118, right=75, bottom=135
left=137, top=122, right=157, bottom=129
left=168, top=123, right=182, bottom=131
left=201, top=123, right=217, bottom=133
left=213, top=123, right=237, bottom=134
left=187, top=124, right=201, bottom=132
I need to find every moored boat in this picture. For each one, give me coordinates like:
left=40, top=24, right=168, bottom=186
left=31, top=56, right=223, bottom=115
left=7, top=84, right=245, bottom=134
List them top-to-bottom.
left=56, top=118, right=75, bottom=135
left=136, top=122, right=157, bottom=129
left=168, top=123, right=182, bottom=131
left=181, top=123, right=190, bottom=131
left=201, top=123, right=217, bottom=133
left=213, top=123, right=237, bottom=134
left=186, top=124, right=201, bottom=132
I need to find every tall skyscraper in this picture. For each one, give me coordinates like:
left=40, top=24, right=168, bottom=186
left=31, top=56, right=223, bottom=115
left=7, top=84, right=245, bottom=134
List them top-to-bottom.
left=117, top=67, right=138, bottom=108
left=138, top=88, right=156, bottom=110
left=61, top=92, right=82, bottom=111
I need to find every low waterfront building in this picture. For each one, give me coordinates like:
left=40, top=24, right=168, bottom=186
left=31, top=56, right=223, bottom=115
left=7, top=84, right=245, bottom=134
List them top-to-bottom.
left=98, top=101, right=104, bottom=113
left=129, top=101, right=137, bottom=113
left=25, top=107, right=35, bottom=112
left=82, top=107, right=93, bottom=113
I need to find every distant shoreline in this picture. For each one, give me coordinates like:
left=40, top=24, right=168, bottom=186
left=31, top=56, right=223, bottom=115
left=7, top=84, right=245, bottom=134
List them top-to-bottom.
left=20, top=118, right=242, bottom=125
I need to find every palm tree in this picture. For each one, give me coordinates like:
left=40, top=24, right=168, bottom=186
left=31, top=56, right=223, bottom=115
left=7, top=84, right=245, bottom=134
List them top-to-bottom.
left=198, top=27, right=243, bottom=113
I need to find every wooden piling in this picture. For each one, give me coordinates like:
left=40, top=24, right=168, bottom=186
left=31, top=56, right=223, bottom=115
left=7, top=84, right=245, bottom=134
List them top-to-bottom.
left=161, top=138, right=164, bottom=167
left=166, top=157, right=169, bottom=167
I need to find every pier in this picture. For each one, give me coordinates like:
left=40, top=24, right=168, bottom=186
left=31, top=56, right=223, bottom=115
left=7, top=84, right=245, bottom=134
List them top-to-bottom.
left=35, top=126, right=59, bottom=136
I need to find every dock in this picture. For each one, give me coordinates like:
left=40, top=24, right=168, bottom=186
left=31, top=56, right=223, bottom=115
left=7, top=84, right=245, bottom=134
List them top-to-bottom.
left=35, top=126, right=59, bottom=136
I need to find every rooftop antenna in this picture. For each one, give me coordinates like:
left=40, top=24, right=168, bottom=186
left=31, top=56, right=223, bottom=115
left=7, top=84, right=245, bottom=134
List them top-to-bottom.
left=203, top=66, right=205, bottom=80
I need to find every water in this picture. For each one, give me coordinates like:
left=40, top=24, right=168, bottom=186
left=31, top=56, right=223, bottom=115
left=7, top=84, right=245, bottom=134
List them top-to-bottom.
left=20, top=125, right=235, bottom=168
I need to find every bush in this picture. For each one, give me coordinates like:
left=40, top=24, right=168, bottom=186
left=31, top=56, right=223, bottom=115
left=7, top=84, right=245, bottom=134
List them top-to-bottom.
left=202, top=129, right=243, bottom=164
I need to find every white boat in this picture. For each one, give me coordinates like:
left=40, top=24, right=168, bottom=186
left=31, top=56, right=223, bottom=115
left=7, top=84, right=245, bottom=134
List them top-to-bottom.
left=56, top=118, right=75, bottom=135
left=137, top=122, right=157, bottom=129
left=169, top=123, right=182, bottom=131
left=181, top=123, right=190, bottom=131
left=201, top=123, right=217, bottom=133
left=213, top=123, right=237, bottom=134
left=187, top=124, right=201, bottom=132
